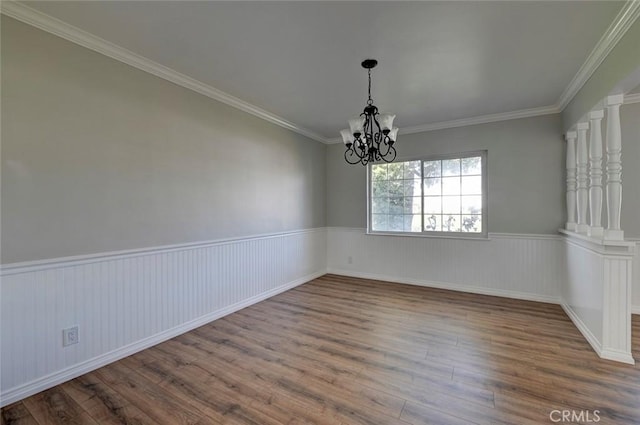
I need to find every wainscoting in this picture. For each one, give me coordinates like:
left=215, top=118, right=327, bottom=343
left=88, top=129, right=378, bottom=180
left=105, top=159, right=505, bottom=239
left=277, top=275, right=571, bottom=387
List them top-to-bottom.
left=1, top=226, right=637, bottom=406
left=326, top=227, right=563, bottom=304
left=0, top=228, right=327, bottom=406
left=561, top=232, right=636, bottom=364
left=563, top=238, right=605, bottom=346
left=632, top=239, right=640, bottom=315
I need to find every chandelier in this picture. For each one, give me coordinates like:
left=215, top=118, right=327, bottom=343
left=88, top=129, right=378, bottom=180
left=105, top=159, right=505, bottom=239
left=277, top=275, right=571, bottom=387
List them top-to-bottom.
left=340, top=59, right=398, bottom=165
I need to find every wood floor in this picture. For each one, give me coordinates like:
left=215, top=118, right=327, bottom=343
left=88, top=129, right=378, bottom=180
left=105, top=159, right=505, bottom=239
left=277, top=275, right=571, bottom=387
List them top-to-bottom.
left=2, top=274, right=639, bottom=425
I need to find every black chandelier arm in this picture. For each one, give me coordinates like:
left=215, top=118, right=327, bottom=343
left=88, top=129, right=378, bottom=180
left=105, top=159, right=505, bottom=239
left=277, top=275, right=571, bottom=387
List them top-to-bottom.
left=371, top=113, right=383, bottom=136
left=373, top=128, right=382, bottom=150
left=377, top=135, right=393, bottom=157
left=353, top=139, right=368, bottom=158
left=378, top=146, right=397, bottom=163
left=344, top=148, right=363, bottom=165
left=345, top=148, right=371, bottom=166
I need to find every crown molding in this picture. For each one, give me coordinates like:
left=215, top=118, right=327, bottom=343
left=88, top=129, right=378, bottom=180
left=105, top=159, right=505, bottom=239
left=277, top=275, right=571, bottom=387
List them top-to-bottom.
left=556, top=0, right=640, bottom=111
left=0, top=1, right=330, bottom=144
left=3, top=1, right=639, bottom=144
left=624, top=92, right=640, bottom=104
left=327, top=105, right=560, bottom=144
left=399, top=105, right=561, bottom=137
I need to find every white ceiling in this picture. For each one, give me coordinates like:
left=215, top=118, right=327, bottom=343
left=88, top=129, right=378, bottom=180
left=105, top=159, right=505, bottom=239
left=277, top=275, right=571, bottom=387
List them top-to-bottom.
left=19, top=1, right=626, bottom=139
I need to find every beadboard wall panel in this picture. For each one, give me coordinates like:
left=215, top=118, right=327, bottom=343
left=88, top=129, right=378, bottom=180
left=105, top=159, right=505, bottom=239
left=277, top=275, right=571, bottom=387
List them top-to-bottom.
left=2, top=227, right=635, bottom=405
left=326, top=227, right=563, bottom=303
left=0, top=228, right=326, bottom=407
left=561, top=234, right=635, bottom=364
left=563, top=239, right=604, bottom=346
left=633, top=240, right=640, bottom=314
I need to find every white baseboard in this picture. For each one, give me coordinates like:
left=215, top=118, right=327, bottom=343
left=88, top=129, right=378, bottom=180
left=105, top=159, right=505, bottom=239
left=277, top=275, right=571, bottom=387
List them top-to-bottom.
left=327, top=269, right=560, bottom=305
left=0, top=270, right=325, bottom=407
left=560, top=301, right=635, bottom=365
left=560, top=302, right=603, bottom=356
left=600, top=348, right=636, bottom=365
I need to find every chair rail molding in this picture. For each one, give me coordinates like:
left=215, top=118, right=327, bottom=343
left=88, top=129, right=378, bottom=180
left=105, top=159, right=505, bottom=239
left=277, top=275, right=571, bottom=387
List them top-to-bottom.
left=326, top=227, right=563, bottom=305
left=0, top=228, right=327, bottom=407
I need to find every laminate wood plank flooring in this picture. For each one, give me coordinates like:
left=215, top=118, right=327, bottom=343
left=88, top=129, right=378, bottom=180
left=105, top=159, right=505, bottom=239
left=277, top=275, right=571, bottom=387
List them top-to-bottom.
left=3, top=274, right=639, bottom=425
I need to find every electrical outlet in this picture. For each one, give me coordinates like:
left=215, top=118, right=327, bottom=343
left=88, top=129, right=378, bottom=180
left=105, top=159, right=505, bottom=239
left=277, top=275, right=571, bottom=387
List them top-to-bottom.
left=348, top=256, right=353, bottom=264
left=63, top=326, right=79, bottom=347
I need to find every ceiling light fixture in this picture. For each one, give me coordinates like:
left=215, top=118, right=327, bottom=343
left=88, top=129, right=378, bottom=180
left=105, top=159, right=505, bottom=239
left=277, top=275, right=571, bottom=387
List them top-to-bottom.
left=341, top=59, right=398, bottom=166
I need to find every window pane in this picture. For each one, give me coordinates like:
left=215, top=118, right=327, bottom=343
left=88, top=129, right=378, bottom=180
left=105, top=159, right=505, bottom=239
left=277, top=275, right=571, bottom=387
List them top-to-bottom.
left=370, top=153, right=485, bottom=235
left=462, top=157, right=482, bottom=175
left=442, top=159, right=461, bottom=176
left=423, top=160, right=441, bottom=178
left=403, top=161, right=421, bottom=179
left=387, top=163, right=403, bottom=180
left=372, top=164, right=388, bottom=180
left=461, top=176, right=482, bottom=195
left=442, top=177, right=461, bottom=195
left=423, top=178, right=441, bottom=196
left=404, top=179, right=421, bottom=196
left=372, top=180, right=389, bottom=197
left=388, top=180, right=403, bottom=197
left=461, top=195, right=482, bottom=214
left=424, top=196, right=441, bottom=214
left=442, top=196, right=461, bottom=214
left=371, top=197, right=389, bottom=214
left=389, top=197, right=404, bottom=214
left=404, top=197, right=422, bottom=214
left=372, top=214, right=388, bottom=231
left=424, top=214, right=441, bottom=231
left=388, top=215, right=404, bottom=231
left=404, top=215, right=421, bottom=232
left=443, top=215, right=461, bottom=232
left=461, top=215, right=482, bottom=232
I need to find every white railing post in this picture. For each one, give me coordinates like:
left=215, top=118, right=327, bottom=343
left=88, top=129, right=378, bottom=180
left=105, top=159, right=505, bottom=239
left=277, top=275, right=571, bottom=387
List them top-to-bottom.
left=604, top=94, right=624, bottom=240
left=588, top=110, right=604, bottom=238
left=576, top=122, right=589, bottom=233
left=565, top=131, right=578, bottom=231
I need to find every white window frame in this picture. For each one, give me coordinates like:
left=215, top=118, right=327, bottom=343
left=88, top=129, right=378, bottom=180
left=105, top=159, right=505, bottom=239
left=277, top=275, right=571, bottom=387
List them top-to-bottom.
left=367, top=150, right=488, bottom=239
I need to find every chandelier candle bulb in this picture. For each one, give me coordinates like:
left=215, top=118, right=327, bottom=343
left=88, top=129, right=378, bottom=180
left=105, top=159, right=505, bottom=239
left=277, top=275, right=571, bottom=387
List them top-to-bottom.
left=341, top=59, right=398, bottom=165
left=378, top=114, right=396, bottom=132
left=349, top=117, right=365, bottom=136
left=388, top=127, right=399, bottom=144
left=340, top=129, right=354, bottom=146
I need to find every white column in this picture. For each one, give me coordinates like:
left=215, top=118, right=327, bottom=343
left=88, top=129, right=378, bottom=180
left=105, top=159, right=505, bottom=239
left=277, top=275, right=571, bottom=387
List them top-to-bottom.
left=605, top=94, right=624, bottom=241
left=588, top=110, right=604, bottom=238
left=575, top=122, right=589, bottom=233
left=565, top=131, right=577, bottom=231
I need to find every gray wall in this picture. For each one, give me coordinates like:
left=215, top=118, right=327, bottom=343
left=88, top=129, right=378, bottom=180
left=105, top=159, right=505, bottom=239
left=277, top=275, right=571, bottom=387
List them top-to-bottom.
left=1, top=17, right=326, bottom=264
left=563, top=19, right=640, bottom=131
left=621, top=102, right=640, bottom=238
left=327, top=114, right=565, bottom=234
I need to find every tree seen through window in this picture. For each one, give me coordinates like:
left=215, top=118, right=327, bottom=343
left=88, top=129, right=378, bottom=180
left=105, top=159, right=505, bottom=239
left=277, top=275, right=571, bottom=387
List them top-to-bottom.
left=370, top=154, right=484, bottom=234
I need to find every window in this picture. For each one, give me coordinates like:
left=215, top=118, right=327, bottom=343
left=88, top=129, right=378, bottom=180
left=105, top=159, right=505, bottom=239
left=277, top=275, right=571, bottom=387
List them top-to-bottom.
left=368, top=151, right=487, bottom=237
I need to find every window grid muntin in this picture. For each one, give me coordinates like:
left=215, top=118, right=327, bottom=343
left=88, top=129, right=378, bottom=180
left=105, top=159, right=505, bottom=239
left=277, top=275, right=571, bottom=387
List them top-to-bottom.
left=368, top=152, right=486, bottom=236
left=370, top=161, right=422, bottom=232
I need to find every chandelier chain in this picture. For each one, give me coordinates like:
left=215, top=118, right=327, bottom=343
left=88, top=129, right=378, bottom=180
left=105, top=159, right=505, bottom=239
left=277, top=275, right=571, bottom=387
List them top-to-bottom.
left=367, top=68, right=373, bottom=105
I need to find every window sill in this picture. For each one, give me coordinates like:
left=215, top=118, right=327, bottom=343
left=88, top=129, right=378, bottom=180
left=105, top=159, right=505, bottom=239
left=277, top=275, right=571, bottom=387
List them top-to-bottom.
left=366, top=230, right=490, bottom=241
